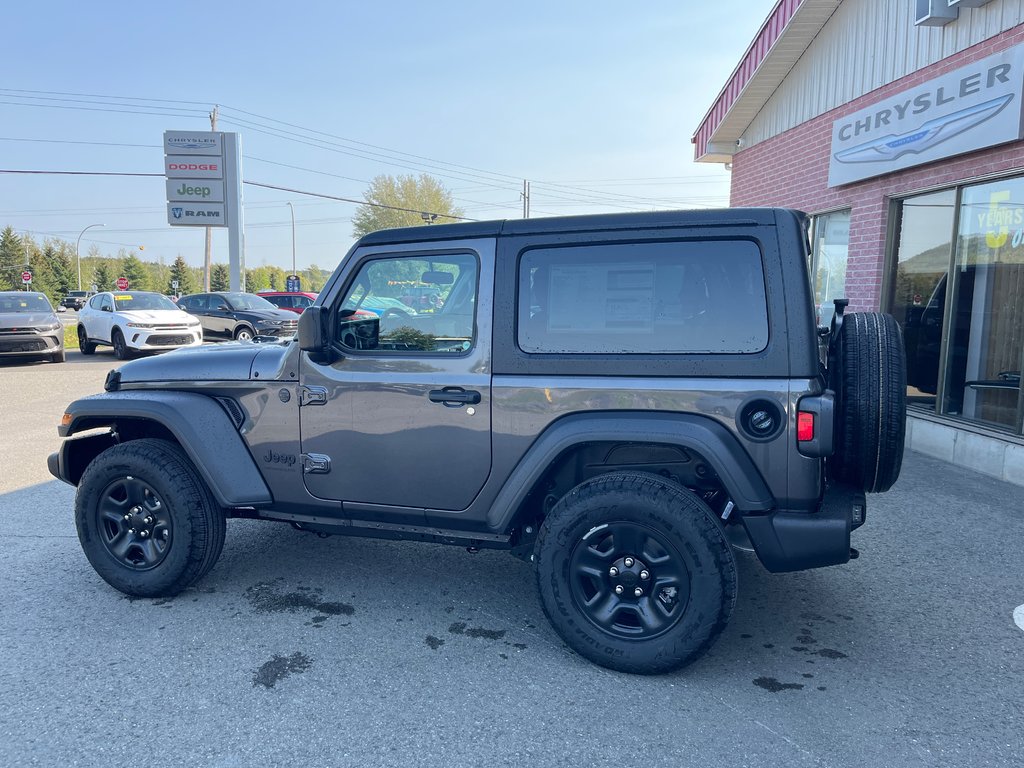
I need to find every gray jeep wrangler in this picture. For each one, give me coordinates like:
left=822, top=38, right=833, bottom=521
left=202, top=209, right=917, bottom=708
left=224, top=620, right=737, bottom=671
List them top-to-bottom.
left=49, top=209, right=906, bottom=674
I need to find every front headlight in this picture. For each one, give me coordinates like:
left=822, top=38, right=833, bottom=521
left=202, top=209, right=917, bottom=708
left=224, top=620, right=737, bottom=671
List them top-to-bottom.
left=187, top=319, right=201, bottom=327
left=256, top=320, right=282, bottom=327
left=40, top=322, right=61, bottom=331
left=126, top=322, right=157, bottom=328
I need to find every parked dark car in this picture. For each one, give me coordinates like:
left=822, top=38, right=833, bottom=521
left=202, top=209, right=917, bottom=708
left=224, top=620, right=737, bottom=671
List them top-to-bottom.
left=61, top=290, right=96, bottom=311
left=0, top=291, right=64, bottom=362
left=256, top=291, right=318, bottom=314
left=176, top=292, right=298, bottom=341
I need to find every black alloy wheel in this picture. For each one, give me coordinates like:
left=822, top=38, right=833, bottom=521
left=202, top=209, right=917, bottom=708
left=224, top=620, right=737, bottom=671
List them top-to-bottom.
left=94, top=475, right=173, bottom=571
left=568, top=521, right=691, bottom=639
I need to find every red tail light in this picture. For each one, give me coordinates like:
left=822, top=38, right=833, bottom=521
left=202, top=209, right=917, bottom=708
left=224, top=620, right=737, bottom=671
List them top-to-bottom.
left=797, top=411, right=815, bottom=442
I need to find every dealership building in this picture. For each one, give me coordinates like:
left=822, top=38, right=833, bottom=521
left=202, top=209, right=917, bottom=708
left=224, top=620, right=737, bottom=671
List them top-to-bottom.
left=695, top=0, right=1024, bottom=485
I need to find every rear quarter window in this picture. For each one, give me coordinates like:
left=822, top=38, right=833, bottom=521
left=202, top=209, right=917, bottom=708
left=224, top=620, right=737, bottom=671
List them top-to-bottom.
left=517, top=240, right=768, bottom=354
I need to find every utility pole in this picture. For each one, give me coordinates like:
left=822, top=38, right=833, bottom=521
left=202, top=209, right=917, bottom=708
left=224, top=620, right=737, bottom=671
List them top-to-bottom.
left=203, top=105, right=218, bottom=291
left=521, top=180, right=530, bottom=218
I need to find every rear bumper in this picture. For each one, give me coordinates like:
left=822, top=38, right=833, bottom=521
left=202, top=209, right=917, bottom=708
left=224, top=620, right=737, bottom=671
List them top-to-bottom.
left=741, top=483, right=865, bottom=572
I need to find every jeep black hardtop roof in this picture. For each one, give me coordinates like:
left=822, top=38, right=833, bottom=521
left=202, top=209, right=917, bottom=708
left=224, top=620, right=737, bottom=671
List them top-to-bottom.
left=355, top=208, right=806, bottom=246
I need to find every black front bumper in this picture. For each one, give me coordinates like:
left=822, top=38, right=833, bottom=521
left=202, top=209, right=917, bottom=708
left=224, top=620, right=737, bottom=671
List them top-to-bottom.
left=741, top=483, right=865, bottom=573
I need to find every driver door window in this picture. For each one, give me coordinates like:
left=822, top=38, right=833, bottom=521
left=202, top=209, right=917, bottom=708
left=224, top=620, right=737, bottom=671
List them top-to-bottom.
left=337, top=253, right=478, bottom=354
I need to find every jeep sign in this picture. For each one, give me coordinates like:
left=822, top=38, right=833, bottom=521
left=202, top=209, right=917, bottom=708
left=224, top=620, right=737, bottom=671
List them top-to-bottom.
left=828, top=43, right=1024, bottom=187
left=166, top=179, right=225, bottom=203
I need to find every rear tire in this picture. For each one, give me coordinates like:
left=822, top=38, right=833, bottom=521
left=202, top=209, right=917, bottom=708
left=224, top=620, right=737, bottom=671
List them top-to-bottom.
left=829, top=312, right=906, bottom=493
left=78, top=326, right=96, bottom=355
left=75, top=439, right=226, bottom=597
left=535, top=472, right=737, bottom=675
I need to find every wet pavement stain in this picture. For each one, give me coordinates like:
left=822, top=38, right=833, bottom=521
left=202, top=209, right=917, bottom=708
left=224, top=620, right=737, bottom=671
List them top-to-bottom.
left=245, top=582, right=354, bottom=617
left=448, top=622, right=507, bottom=640
left=740, top=633, right=753, bottom=639
left=425, top=635, right=445, bottom=650
left=762, top=643, right=775, bottom=649
left=792, top=646, right=848, bottom=659
left=252, top=652, right=312, bottom=689
left=753, top=677, right=804, bottom=693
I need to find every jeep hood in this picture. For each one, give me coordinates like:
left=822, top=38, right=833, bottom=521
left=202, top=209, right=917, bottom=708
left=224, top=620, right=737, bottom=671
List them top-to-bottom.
left=114, top=342, right=292, bottom=384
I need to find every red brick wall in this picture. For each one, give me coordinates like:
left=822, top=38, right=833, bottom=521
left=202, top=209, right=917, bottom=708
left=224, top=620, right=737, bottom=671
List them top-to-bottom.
left=730, top=25, right=1024, bottom=311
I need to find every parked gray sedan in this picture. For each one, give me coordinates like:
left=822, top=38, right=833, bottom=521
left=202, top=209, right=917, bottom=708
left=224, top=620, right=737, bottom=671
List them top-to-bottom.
left=0, top=291, right=64, bottom=363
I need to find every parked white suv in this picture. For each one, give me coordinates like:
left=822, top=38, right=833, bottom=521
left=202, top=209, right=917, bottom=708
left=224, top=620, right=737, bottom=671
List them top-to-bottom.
left=77, top=291, right=202, bottom=359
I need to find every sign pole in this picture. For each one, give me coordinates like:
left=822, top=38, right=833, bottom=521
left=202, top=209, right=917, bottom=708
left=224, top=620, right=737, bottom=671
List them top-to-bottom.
left=223, top=133, right=245, bottom=292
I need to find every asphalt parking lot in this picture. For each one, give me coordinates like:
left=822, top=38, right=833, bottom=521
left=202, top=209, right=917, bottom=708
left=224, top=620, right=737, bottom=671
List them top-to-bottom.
left=1, top=352, right=1023, bottom=768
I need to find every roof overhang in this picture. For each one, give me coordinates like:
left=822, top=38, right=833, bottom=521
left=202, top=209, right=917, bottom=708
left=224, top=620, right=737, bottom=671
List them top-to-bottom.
left=692, top=0, right=842, bottom=162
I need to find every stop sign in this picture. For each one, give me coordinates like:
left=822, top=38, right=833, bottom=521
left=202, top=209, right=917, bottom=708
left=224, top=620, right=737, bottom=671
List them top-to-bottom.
left=21, top=271, right=31, bottom=284
left=116, top=277, right=129, bottom=290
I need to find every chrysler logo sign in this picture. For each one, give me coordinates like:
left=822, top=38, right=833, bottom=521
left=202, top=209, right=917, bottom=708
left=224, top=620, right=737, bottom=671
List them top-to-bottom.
left=828, top=44, right=1024, bottom=187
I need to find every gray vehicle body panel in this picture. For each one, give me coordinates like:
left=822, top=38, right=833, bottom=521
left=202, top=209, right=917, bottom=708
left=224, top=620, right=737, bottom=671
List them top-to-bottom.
left=55, top=391, right=272, bottom=508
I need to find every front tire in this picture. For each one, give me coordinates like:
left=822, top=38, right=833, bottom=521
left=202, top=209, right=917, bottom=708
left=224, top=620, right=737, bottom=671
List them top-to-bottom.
left=234, top=326, right=254, bottom=342
left=112, top=328, right=131, bottom=360
left=51, top=348, right=66, bottom=363
left=75, top=439, right=226, bottom=597
left=535, top=472, right=737, bottom=674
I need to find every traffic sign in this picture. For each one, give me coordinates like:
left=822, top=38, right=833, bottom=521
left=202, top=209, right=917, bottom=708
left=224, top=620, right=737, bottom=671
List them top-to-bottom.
left=20, top=271, right=32, bottom=284
left=286, top=274, right=301, bottom=292
left=116, top=277, right=129, bottom=291
left=171, top=279, right=179, bottom=290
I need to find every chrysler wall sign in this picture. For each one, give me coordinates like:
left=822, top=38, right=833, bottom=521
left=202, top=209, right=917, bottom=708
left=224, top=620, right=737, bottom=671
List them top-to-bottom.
left=828, top=44, right=1024, bottom=187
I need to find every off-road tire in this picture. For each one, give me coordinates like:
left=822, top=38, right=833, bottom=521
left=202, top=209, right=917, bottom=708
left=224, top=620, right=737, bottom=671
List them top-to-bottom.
left=830, top=312, right=906, bottom=493
left=78, top=326, right=96, bottom=355
left=112, top=328, right=131, bottom=360
left=75, top=438, right=227, bottom=598
left=535, top=472, right=737, bottom=675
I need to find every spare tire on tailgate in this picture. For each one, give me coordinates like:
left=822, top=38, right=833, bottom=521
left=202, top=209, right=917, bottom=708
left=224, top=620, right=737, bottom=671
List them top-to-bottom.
left=829, top=312, right=907, bottom=493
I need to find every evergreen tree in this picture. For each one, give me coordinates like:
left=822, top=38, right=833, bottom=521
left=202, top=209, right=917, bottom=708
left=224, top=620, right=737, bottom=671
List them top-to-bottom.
left=0, top=226, right=25, bottom=291
left=45, top=242, right=75, bottom=296
left=120, top=253, right=149, bottom=290
left=167, top=255, right=196, bottom=296
left=92, top=262, right=113, bottom=291
left=210, top=263, right=230, bottom=291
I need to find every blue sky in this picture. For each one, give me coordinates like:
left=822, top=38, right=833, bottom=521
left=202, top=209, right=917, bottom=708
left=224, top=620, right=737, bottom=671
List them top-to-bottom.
left=1, top=1, right=770, bottom=271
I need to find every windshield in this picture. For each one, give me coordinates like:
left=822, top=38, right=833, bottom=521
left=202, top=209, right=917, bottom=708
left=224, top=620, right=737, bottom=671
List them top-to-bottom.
left=223, top=292, right=276, bottom=311
left=0, top=293, right=54, bottom=313
left=112, top=293, right=180, bottom=311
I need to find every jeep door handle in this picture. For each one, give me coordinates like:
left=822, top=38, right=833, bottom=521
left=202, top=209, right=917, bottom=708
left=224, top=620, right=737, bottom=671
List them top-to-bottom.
left=428, top=387, right=481, bottom=406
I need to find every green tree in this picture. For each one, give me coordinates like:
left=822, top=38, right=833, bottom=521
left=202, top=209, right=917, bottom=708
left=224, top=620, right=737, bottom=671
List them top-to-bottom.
left=352, top=174, right=463, bottom=238
left=0, top=226, right=26, bottom=291
left=45, top=242, right=75, bottom=297
left=120, top=252, right=149, bottom=290
left=167, top=255, right=196, bottom=296
left=92, top=261, right=113, bottom=291
left=210, top=263, right=230, bottom=291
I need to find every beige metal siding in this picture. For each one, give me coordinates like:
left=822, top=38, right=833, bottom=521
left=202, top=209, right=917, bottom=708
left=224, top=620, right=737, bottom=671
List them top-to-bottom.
left=743, top=0, right=1024, bottom=147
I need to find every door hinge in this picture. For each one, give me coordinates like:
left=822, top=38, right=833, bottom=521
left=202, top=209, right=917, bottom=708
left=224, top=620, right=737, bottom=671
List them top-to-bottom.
left=299, top=385, right=328, bottom=406
left=301, top=453, right=331, bottom=474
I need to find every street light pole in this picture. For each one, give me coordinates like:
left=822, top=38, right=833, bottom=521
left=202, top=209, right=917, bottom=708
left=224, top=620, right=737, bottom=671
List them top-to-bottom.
left=287, top=202, right=296, bottom=275
left=76, top=223, right=105, bottom=291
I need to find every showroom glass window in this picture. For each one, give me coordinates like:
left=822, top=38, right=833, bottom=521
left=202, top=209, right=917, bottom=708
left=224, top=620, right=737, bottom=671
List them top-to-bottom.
left=940, top=179, right=1024, bottom=431
left=890, top=189, right=957, bottom=413
left=809, top=210, right=850, bottom=326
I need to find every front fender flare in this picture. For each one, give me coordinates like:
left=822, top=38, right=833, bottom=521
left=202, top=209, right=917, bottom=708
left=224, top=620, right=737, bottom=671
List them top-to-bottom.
left=52, top=391, right=272, bottom=508
left=487, top=411, right=775, bottom=532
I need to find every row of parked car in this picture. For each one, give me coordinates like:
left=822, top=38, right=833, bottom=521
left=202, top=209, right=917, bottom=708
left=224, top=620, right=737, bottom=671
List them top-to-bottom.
left=0, top=290, right=318, bottom=364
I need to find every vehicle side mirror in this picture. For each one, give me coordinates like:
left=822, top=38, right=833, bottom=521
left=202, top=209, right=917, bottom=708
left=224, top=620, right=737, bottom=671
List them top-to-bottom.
left=215, top=303, right=229, bottom=311
left=299, top=305, right=332, bottom=361
left=102, top=306, right=112, bottom=313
